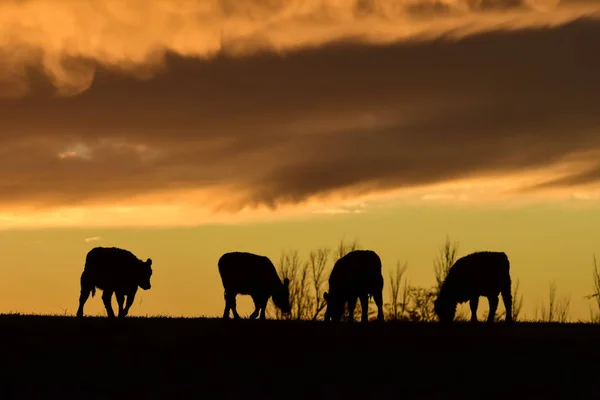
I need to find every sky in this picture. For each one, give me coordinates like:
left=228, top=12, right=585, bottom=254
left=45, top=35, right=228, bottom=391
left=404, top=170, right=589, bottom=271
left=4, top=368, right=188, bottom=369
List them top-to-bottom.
left=0, top=0, right=600, bottom=320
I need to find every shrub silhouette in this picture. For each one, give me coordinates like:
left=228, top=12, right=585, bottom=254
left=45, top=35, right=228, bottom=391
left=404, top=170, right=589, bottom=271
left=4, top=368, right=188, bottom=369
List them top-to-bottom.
left=76, top=247, right=153, bottom=318
left=323, top=249, right=385, bottom=323
left=218, top=251, right=291, bottom=320
left=434, top=251, right=512, bottom=323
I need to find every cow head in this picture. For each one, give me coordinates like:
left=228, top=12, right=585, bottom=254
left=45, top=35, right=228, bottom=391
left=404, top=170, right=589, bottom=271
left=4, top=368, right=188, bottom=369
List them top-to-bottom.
left=138, top=258, right=153, bottom=290
left=272, top=277, right=291, bottom=314
left=323, top=291, right=344, bottom=322
left=434, top=295, right=456, bottom=323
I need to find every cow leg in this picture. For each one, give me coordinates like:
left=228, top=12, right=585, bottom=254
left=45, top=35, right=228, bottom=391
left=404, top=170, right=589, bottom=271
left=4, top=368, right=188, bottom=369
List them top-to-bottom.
left=76, top=272, right=93, bottom=318
left=501, top=285, right=513, bottom=324
left=77, top=287, right=92, bottom=318
left=122, top=288, right=138, bottom=318
left=102, top=290, right=115, bottom=318
left=222, top=291, right=230, bottom=319
left=372, top=291, right=385, bottom=322
left=116, top=292, right=126, bottom=318
left=225, top=293, right=240, bottom=319
left=249, top=295, right=261, bottom=320
left=359, top=295, right=369, bottom=323
left=487, top=295, right=499, bottom=323
left=248, top=296, right=268, bottom=320
left=469, top=297, right=479, bottom=323
left=258, top=298, right=269, bottom=320
left=347, top=298, right=357, bottom=323
left=323, top=308, right=331, bottom=322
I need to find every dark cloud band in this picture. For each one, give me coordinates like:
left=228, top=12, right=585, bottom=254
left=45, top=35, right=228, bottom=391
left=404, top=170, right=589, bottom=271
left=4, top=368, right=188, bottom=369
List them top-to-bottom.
left=0, top=17, right=599, bottom=211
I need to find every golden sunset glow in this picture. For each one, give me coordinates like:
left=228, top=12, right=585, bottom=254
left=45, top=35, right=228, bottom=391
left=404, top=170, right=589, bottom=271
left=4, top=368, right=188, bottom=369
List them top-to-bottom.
left=1, top=0, right=600, bottom=322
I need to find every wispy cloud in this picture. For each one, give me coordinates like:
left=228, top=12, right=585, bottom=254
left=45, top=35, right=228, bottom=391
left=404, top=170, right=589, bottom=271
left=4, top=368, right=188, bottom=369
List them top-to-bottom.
left=422, top=193, right=470, bottom=201
left=312, top=207, right=367, bottom=215
left=84, top=236, right=102, bottom=243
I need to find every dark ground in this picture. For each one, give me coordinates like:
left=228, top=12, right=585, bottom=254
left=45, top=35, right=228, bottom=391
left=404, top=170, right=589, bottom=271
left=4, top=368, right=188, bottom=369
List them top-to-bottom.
left=0, top=315, right=597, bottom=399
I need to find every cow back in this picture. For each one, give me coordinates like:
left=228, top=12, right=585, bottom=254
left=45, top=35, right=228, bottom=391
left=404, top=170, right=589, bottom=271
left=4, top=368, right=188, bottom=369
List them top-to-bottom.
left=84, top=247, right=144, bottom=291
left=328, top=250, right=383, bottom=298
left=443, top=251, right=510, bottom=302
left=218, top=252, right=282, bottom=297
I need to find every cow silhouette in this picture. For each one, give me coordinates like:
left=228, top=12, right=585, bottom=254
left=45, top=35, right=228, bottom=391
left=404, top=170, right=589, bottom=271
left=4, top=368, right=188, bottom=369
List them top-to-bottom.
left=76, top=247, right=153, bottom=318
left=323, top=249, right=385, bottom=323
left=434, top=251, right=512, bottom=323
left=218, top=252, right=291, bottom=320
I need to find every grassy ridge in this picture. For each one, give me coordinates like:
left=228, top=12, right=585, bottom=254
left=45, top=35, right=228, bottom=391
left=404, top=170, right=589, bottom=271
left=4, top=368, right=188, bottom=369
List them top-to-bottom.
left=0, top=315, right=597, bottom=398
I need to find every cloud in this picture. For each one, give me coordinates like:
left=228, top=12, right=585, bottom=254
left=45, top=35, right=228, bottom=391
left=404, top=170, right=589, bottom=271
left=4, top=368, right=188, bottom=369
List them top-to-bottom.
left=0, top=0, right=599, bottom=96
left=0, top=2, right=600, bottom=227
left=521, top=162, right=600, bottom=191
left=312, top=203, right=368, bottom=215
left=84, top=236, right=102, bottom=243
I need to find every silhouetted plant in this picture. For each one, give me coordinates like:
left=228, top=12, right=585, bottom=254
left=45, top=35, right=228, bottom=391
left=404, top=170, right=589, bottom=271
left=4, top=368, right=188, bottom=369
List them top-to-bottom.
left=382, top=235, right=469, bottom=322
left=433, top=235, right=460, bottom=295
left=269, top=238, right=360, bottom=321
left=334, top=238, right=360, bottom=261
left=308, top=247, right=330, bottom=320
left=273, top=249, right=311, bottom=320
left=585, top=254, right=600, bottom=322
left=384, top=261, right=445, bottom=322
left=385, top=261, right=409, bottom=320
left=493, top=278, right=523, bottom=322
left=511, top=279, right=524, bottom=321
left=539, top=281, right=570, bottom=322
left=405, top=286, right=438, bottom=322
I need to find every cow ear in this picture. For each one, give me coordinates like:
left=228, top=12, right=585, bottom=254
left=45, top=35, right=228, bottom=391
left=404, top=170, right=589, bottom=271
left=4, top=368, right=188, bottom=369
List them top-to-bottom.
left=283, top=278, right=289, bottom=287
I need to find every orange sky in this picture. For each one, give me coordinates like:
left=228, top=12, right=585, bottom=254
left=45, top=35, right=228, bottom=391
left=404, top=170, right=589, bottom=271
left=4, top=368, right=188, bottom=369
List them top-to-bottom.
left=0, top=0, right=600, bottom=320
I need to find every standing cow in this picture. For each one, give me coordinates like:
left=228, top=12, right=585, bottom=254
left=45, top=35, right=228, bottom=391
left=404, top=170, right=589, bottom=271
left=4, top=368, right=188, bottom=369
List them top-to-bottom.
left=76, top=247, right=153, bottom=318
left=323, top=250, right=385, bottom=323
left=434, top=251, right=512, bottom=323
left=218, top=252, right=291, bottom=320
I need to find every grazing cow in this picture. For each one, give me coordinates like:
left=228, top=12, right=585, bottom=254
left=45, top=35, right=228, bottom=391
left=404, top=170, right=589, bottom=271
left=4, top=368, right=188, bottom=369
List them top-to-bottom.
left=76, top=247, right=153, bottom=318
left=323, top=250, right=385, bottom=323
left=434, top=251, right=512, bottom=323
left=218, top=252, right=291, bottom=320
